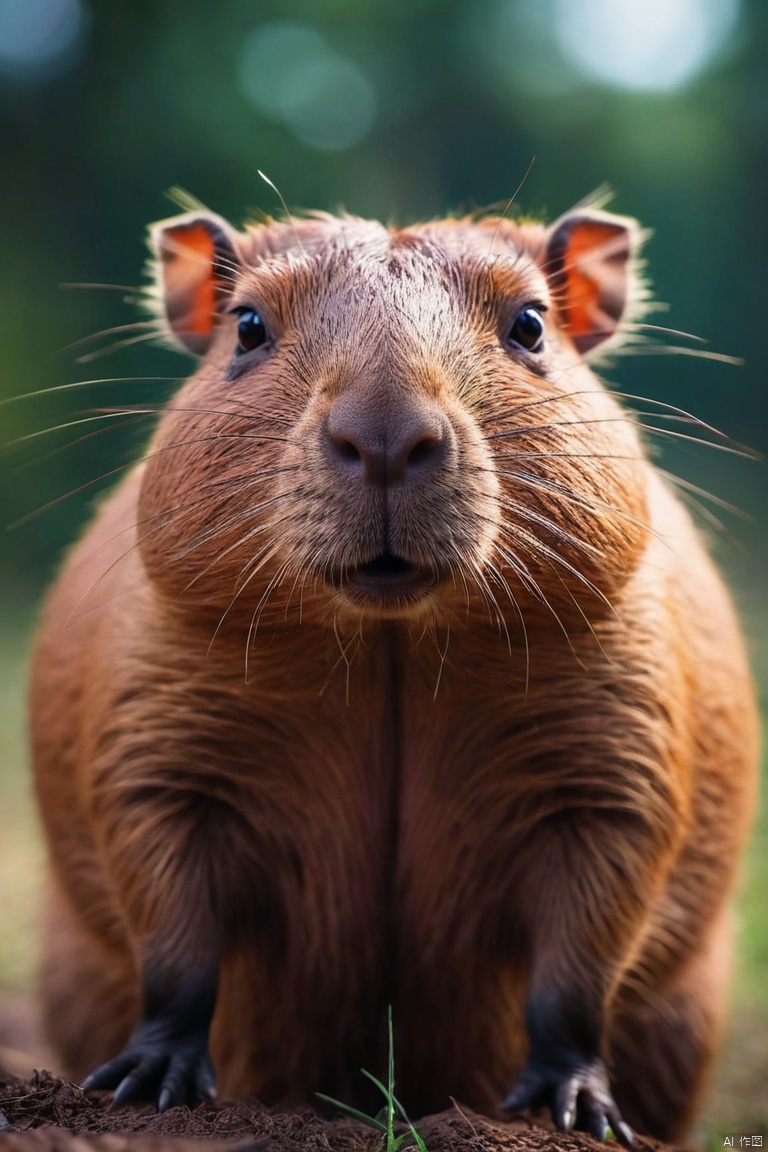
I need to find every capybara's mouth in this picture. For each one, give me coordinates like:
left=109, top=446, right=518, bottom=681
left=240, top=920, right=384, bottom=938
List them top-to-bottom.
left=338, top=552, right=437, bottom=602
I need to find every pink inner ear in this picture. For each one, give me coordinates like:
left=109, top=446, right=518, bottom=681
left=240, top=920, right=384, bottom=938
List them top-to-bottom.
left=163, top=222, right=217, bottom=340
left=559, top=222, right=629, bottom=347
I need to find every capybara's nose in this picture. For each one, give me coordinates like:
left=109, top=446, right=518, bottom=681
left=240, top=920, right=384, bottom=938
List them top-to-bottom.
left=326, top=391, right=450, bottom=487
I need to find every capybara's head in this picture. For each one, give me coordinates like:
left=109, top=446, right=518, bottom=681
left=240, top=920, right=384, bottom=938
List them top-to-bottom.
left=138, top=207, right=650, bottom=631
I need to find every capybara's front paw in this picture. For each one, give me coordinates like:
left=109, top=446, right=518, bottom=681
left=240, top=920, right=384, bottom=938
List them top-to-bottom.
left=82, top=1022, right=216, bottom=1112
left=502, top=1055, right=634, bottom=1146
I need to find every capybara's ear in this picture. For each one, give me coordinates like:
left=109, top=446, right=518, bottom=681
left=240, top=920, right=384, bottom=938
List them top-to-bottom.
left=544, top=209, right=642, bottom=355
left=150, top=213, right=239, bottom=355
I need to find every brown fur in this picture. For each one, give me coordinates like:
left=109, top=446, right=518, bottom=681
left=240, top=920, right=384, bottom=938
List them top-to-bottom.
left=29, top=205, right=757, bottom=1142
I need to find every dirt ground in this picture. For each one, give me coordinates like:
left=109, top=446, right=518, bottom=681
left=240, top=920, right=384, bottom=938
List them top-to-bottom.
left=0, top=993, right=695, bottom=1152
left=0, top=1004, right=686, bottom=1152
left=0, top=1068, right=683, bottom=1152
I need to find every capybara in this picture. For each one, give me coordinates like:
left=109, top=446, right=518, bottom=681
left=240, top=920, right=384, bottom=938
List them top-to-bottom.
left=29, top=202, right=758, bottom=1143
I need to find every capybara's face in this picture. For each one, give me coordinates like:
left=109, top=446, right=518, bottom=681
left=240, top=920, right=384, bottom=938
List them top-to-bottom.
left=138, top=212, right=649, bottom=630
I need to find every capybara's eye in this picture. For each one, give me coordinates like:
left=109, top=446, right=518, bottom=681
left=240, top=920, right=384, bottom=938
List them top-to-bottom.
left=507, top=306, right=545, bottom=353
left=234, top=308, right=268, bottom=354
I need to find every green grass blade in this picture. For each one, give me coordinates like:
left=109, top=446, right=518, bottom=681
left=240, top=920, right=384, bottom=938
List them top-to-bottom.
left=388, top=1005, right=395, bottom=1095
left=387, top=1006, right=397, bottom=1143
left=317, top=1011, right=429, bottom=1150
left=360, top=1067, right=391, bottom=1099
left=389, top=1089, right=412, bottom=1122
left=314, top=1092, right=388, bottom=1133
left=407, top=1126, right=429, bottom=1152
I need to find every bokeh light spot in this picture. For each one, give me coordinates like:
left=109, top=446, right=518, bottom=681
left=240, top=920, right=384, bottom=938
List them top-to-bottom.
left=0, top=0, right=84, bottom=76
left=552, top=0, right=740, bottom=92
left=239, top=21, right=377, bottom=152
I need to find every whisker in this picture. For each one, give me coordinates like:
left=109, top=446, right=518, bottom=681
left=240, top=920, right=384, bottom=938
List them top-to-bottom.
left=486, top=153, right=537, bottom=258
left=258, top=169, right=307, bottom=259
left=59, top=281, right=143, bottom=293
left=59, top=320, right=158, bottom=356
left=622, top=321, right=707, bottom=343
left=76, top=330, right=162, bottom=364
left=614, top=343, right=743, bottom=366
left=1, top=376, right=181, bottom=408
left=480, top=380, right=749, bottom=461
left=478, top=387, right=602, bottom=429
left=609, top=390, right=745, bottom=439
left=118, top=401, right=295, bottom=442
left=485, top=406, right=756, bottom=461
left=7, top=410, right=153, bottom=447
left=486, top=412, right=637, bottom=441
left=11, top=416, right=150, bottom=477
left=7, top=421, right=294, bottom=529
left=632, top=421, right=757, bottom=459
left=494, top=449, right=639, bottom=463
left=8, top=461, right=141, bottom=529
left=655, top=468, right=753, bottom=522
left=655, top=470, right=751, bottom=551
left=503, top=471, right=652, bottom=535
left=66, top=479, right=298, bottom=623
left=176, top=484, right=303, bottom=568
left=496, top=490, right=605, bottom=558
left=503, top=516, right=615, bottom=614
left=66, top=528, right=149, bottom=624
left=202, top=534, right=290, bottom=666
left=490, top=535, right=551, bottom=606
left=493, top=537, right=584, bottom=664
left=204, top=542, right=278, bottom=656
left=445, top=547, right=473, bottom=618
left=248, top=554, right=303, bottom=654
left=283, top=556, right=315, bottom=625
left=466, top=559, right=509, bottom=642
left=491, top=560, right=530, bottom=693
left=550, top=566, right=613, bottom=665
left=320, top=614, right=361, bottom=699
left=332, top=614, right=357, bottom=706
left=431, top=623, right=451, bottom=700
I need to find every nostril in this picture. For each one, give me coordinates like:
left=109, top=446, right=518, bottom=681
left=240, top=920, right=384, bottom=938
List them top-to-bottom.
left=328, top=422, right=386, bottom=485
left=406, top=435, right=441, bottom=469
left=334, top=437, right=362, bottom=463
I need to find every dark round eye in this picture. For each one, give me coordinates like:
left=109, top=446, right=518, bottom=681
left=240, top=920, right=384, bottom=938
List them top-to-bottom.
left=507, top=306, right=545, bottom=352
left=235, top=308, right=268, bottom=354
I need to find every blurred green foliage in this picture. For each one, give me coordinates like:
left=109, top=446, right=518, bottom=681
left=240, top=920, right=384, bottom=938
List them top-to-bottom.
left=0, top=0, right=765, bottom=1129
left=0, top=0, right=766, bottom=594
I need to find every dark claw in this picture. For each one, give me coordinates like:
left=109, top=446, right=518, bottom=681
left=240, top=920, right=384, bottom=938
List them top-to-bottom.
left=83, top=1042, right=215, bottom=1111
left=156, top=1051, right=212, bottom=1111
left=82, top=1055, right=136, bottom=1092
left=111, top=1055, right=168, bottom=1108
left=502, top=1056, right=634, bottom=1147
left=195, top=1057, right=217, bottom=1102
left=113, top=1067, right=159, bottom=1108
left=112, top=1075, right=138, bottom=1107
left=553, top=1078, right=579, bottom=1130
left=581, top=1096, right=609, bottom=1141
left=561, top=1107, right=576, bottom=1131
left=612, top=1118, right=636, bottom=1148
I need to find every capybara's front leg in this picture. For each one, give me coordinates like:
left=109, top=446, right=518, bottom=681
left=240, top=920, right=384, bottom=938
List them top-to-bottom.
left=83, top=952, right=218, bottom=1110
left=503, top=990, right=633, bottom=1145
